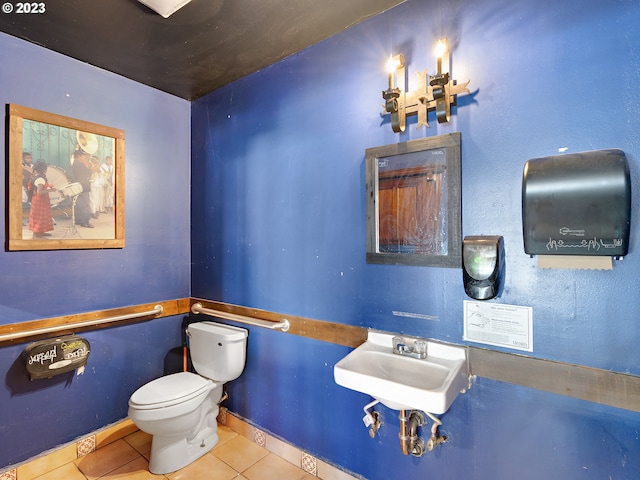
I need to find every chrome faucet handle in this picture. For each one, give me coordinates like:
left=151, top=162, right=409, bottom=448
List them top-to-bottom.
left=393, top=336, right=412, bottom=354
left=393, top=336, right=427, bottom=358
left=413, top=340, right=427, bottom=358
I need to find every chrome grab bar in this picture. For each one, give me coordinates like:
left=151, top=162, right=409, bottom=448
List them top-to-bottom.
left=190, top=302, right=290, bottom=332
left=0, top=305, right=164, bottom=343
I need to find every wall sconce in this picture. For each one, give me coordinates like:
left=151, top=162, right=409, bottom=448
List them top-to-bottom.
left=382, top=39, right=471, bottom=133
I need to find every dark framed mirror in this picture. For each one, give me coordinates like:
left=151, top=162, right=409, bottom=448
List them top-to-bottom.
left=365, top=132, right=461, bottom=267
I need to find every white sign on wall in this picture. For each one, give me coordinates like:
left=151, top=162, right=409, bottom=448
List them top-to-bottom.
left=463, top=300, right=533, bottom=352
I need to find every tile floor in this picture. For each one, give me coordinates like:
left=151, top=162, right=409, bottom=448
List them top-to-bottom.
left=4, top=412, right=360, bottom=480
left=21, top=425, right=315, bottom=480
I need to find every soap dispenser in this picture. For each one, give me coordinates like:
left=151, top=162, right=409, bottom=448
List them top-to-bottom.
left=462, top=236, right=505, bottom=300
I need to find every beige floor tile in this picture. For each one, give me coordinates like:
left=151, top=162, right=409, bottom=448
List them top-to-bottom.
left=224, top=414, right=253, bottom=439
left=15, top=419, right=332, bottom=480
left=96, top=419, right=138, bottom=448
left=216, top=424, right=239, bottom=448
left=124, top=430, right=153, bottom=456
left=213, top=435, right=268, bottom=473
left=74, top=439, right=141, bottom=479
left=16, top=444, right=77, bottom=480
left=167, top=452, right=238, bottom=480
left=243, top=454, right=307, bottom=480
left=97, top=456, right=165, bottom=479
left=32, top=462, right=86, bottom=480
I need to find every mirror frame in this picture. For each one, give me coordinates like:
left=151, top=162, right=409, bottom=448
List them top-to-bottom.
left=7, top=104, right=125, bottom=251
left=365, top=132, right=461, bottom=267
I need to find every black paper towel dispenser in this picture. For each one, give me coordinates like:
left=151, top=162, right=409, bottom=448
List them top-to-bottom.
left=522, top=149, right=631, bottom=257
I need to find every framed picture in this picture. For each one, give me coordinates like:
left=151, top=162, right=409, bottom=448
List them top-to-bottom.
left=7, top=104, right=125, bottom=250
left=365, top=132, right=461, bottom=267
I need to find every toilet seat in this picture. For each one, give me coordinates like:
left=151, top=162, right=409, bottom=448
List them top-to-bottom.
left=129, top=372, right=213, bottom=410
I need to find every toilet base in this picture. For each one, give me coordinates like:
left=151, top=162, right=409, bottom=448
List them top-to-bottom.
left=148, top=426, right=219, bottom=474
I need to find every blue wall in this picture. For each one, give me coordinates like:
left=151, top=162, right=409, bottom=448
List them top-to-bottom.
left=191, top=0, right=640, bottom=478
left=0, top=33, right=191, bottom=467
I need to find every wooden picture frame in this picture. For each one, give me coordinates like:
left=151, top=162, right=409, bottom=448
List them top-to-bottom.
left=7, top=104, right=125, bottom=250
left=365, top=132, right=461, bottom=267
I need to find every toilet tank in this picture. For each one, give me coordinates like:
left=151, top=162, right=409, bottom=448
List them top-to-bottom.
left=187, top=322, right=248, bottom=382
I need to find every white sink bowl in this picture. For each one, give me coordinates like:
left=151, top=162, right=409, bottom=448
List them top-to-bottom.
left=334, top=331, right=469, bottom=414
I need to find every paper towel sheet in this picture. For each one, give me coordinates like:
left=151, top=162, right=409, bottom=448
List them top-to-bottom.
left=537, top=255, right=612, bottom=270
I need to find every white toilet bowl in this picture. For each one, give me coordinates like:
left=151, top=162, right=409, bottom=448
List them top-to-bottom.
left=127, top=321, right=248, bottom=474
left=128, top=371, right=222, bottom=473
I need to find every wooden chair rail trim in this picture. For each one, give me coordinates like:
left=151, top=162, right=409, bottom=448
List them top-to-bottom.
left=1, top=297, right=639, bottom=413
left=0, top=298, right=191, bottom=345
left=190, top=298, right=368, bottom=348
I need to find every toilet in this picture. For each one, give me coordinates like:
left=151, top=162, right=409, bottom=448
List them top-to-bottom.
left=128, top=321, right=248, bottom=474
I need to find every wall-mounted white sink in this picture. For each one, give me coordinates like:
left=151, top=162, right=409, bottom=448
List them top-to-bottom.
left=334, top=331, right=469, bottom=414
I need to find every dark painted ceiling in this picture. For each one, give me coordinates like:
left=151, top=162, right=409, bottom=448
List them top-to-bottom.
left=0, top=0, right=405, bottom=100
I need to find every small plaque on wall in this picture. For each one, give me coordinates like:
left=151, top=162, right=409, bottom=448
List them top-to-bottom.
left=463, top=300, right=533, bottom=352
left=23, top=335, right=90, bottom=380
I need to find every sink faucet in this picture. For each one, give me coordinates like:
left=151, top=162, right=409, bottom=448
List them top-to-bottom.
left=392, top=336, right=427, bottom=359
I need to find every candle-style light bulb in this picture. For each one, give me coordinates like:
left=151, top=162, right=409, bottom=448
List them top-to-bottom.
left=434, top=39, right=447, bottom=75
left=386, top=56, right=397, bottom=89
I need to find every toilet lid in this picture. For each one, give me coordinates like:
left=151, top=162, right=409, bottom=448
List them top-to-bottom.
left=129, top=372, right=211, bottom=409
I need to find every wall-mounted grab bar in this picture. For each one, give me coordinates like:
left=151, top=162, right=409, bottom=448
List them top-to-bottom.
left=191, top=302, right=290, bottom=332
left=0, top=305, right=164, bottom=343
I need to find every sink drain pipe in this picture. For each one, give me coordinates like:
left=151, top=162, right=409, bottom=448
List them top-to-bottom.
left=399, top=410, right=445, bottom=456
left=399, top=410, right=426, bottom=456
